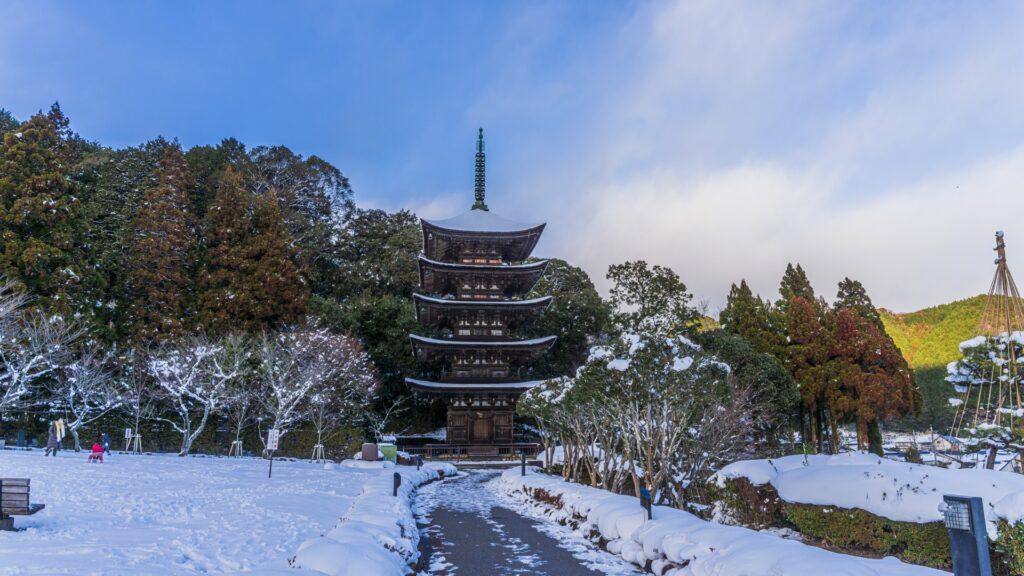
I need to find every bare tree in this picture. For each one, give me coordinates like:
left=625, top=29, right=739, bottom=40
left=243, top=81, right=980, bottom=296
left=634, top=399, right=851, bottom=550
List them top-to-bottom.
left=0, top=280, right=78, bottom=411
left=258, top=329, right=378, bottom=450
left=150, top=334, right=248, bottom=456
left=305, top=334, right=379, bottom=459
left=119, top=348, right=158, bottom=451
left=50, top=349, right=122, bottom=451
left=221, top=378, right=257, bottom=456
left=366, top=395, right=407, bottom=442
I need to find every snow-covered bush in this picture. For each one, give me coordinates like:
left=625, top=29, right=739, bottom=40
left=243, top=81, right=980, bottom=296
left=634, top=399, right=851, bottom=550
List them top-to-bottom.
left=48, top=349, right=122, bottom=451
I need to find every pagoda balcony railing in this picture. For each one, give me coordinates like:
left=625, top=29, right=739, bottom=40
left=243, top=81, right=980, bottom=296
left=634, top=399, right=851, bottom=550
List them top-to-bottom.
left=397, top=442, right=541, bottom=461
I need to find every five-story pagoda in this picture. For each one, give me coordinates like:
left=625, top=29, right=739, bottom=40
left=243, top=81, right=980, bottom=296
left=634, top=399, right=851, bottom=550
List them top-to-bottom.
left=406, top=129, right=555, bottom=445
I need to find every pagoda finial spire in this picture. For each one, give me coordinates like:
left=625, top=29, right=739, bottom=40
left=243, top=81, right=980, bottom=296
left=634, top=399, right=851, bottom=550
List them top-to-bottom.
left=472, top=127, right=488, bottom=211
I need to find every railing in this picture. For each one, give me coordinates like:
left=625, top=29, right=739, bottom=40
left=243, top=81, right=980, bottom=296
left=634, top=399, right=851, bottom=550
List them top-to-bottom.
left=398, top=443, right=540, bottom=461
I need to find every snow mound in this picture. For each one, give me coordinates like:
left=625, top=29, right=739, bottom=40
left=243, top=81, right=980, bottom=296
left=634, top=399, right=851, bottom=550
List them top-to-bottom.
left=714, top=452, right=1024, bottom=537
left=292, top=462, right=457, bottom=576
left=500, top=468, right=945, bottom=575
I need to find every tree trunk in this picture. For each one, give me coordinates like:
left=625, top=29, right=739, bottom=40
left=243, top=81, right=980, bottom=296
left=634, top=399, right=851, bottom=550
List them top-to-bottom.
left=867, top=417, right=884, bottom=456
left=69, top=424, right=82, bottom=452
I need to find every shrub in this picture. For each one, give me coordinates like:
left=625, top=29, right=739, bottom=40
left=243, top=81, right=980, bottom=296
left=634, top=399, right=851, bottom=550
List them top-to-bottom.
left=784, top=503, right=951, bottom=568
left=995, top=520, right=1024, bottom=576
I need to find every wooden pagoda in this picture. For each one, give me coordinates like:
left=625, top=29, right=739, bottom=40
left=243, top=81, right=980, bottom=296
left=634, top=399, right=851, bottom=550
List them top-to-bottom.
left=406, top=129, right=555, bottom=445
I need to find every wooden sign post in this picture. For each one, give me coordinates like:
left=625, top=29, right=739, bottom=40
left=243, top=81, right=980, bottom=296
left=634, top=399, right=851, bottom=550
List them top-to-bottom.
left=124, top=428, right=133, bottom=452
left=267, top=429, right=280, bottom=478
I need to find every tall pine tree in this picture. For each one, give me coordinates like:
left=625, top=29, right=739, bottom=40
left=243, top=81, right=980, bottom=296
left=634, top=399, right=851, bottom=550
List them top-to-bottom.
left=0, top=104, right=81, bottom=314
left=125, top=143, right=198, bottom=343
left=198, top=166, right=257, bottom=333
left=248, top=192, right=308, bottom=328
left=720, top=279, right=785, bottom=356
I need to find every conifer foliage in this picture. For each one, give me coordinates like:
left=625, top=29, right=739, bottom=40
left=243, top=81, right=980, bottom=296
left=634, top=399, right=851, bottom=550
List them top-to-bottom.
left=0, top=104, right=81, bottom=312
left=125, top=143, right=198, bottom=343
left=722, top=265, right=918, bottom=454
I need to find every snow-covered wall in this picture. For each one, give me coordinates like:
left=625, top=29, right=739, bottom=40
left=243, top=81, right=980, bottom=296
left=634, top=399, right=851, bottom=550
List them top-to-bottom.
left=714, top=452, right=1024, bottom=537
left=290, top=462, right=457, bottom=576
left=500, top=467, right=948, bottom=576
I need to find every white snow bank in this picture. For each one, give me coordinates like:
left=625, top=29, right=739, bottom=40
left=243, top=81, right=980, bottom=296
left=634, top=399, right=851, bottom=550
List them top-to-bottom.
left=714, top=452, right=1024, bottom=537
left=292, top=462, right=457, bottom=576
left=500, top=467, right=945, bottom=575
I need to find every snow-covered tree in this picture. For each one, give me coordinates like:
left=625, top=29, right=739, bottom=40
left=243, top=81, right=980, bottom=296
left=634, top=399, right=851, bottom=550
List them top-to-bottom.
left=0, top=280, right=78, bottom=411
left=257, top=329, right=378, bottom=451
left=521, top=332, right=761, bottom=506
left=149, top=334, right=248, bottom=455
left=49, top=349, right=122, bottom=451
left=220, top=377, right=257, bottom=455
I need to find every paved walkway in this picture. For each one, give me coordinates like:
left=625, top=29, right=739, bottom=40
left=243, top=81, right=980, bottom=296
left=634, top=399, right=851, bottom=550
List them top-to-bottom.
left=415, top=470, right=643, bottom=576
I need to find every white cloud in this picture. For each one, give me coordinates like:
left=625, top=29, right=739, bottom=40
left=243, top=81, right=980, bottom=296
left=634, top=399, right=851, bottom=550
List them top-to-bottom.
left=484, top=0, right=1024, bottom=313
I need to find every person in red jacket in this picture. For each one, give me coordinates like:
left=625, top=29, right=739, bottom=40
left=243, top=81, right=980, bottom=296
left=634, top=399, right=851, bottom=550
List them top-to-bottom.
left=87, top=441, right=104, bottom=464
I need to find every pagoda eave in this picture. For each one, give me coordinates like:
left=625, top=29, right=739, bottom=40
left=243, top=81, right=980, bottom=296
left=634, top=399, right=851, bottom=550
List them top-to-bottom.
left=413, top=293, right=553, bottom=327
left=406, top=377, right=544, bottom=395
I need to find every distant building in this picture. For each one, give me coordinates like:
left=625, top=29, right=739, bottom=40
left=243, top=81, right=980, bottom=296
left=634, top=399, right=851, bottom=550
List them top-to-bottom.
left=933, top=435, right=964, bottom=452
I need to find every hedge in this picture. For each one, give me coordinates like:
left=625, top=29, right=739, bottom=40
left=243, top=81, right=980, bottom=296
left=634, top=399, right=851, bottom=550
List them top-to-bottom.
left=714, top=477, right=1022, bottom=575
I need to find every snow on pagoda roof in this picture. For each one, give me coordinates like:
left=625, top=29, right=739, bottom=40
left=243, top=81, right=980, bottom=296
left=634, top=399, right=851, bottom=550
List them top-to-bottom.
left=423, top=208, right=544, bottom=234
left=418, top=255, right=548, bottom=271
left=413, top=293, right=553, bottom=307
left=410, top=334, right=557, bottom=348
left=405, top=378, right=545, bottom=390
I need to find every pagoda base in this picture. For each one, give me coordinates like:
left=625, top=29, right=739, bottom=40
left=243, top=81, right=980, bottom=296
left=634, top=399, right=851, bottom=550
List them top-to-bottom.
left=447, top=404, right=513, bottom=444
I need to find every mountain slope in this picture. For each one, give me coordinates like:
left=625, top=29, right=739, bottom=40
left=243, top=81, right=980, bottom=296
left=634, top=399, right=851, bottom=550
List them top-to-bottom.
left=878, top=295, right=986, bottom=369
left=878, top=295, right=987, bottom=431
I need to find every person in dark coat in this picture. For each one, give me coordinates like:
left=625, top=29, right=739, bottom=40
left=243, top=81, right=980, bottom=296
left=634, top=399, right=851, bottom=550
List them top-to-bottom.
left=44, top=421, right=59, bottom=456
left=101, top=432, right=111, bottom=455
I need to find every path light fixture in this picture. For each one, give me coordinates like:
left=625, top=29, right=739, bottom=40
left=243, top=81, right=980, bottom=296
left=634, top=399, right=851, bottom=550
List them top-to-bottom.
left=941, top=495, right=991, bottom=576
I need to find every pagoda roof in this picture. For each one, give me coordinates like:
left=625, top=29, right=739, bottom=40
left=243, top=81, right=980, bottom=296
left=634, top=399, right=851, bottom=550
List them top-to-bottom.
left=423, top=208, right=544, bottom=235
left=422, top=209, right=545, bottom=263
left=418, top=255, right=548, bottom=273
left=419, top=256, right=548, bottom=297
left=412, top=293, right=553, bottom=308
left=414, top=293, right=553, bottom=330
left=410, top=334, right=556, bottom=349
left=406, top=377, right=544, bottom=394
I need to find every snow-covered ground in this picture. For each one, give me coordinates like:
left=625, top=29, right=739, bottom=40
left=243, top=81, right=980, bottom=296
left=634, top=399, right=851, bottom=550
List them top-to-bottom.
left=0, top=448, right=452, bottom=575
left=714, top=452, right=1024, bottom=537
left=501, top=467, right=949, bottom=576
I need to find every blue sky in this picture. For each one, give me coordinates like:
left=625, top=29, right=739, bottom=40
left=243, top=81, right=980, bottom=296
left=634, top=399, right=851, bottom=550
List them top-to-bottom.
left=3, top=1, right=1024, bottom=312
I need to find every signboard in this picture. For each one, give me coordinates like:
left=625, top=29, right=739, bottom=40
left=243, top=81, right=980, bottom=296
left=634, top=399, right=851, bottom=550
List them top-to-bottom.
left=125, top=428, right=133, bottom=439
left=267, top=429, right=280, bottom=451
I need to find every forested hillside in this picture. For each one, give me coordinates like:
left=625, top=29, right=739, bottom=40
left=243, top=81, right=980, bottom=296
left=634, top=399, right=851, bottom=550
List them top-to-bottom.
left=879, top=295, right=986, bottom=431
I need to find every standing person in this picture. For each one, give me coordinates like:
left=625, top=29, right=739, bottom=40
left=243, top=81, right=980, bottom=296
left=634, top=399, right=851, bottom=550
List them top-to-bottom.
left=44, top=420, right=59, bottom=456
left=101, top=432, right=111, bottom=455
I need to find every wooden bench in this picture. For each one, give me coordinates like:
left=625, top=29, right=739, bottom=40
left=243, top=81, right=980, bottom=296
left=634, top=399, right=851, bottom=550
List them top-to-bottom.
left=0, top=478, right=44, bottom=531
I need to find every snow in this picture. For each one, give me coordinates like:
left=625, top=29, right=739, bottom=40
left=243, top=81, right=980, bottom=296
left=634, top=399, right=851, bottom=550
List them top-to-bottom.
left=423, top=208, right=543, bottom=233
left=418, top=254, right=548, bottom=270
left=413, top=293, right=552, bottom=306
left=409, top=333, right=556, bottom=348
left=406, top=377, right=545, bottom=390
left=0, top=448, right=454, bottom=575
left=714, top=452, right=1024, bottom=538
left=501, top=467, right=947, bottom=576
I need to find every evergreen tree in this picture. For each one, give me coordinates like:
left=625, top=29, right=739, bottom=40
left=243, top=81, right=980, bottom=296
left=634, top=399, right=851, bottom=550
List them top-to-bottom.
left=0, top=105, right=81, bottom=313
left=0, top=109, right=18, bottom=138
left=185, top=137, right=248, bottom=220
left=125, top=143, right=198, bottom=343
left=198, top=166, right=258, bottom=333
left=248, top=192, right=309, bottom=327
left=334, top=208, right=420, bottom=299
left=525, top=258, right=609, bottom=379
left=606, top=260, right=698, bottom=335
left=778, top=263, right=815, bottom=310
left=835, top=277, right=883, bottom=329
left=720, top=279, right=785, bottom=356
